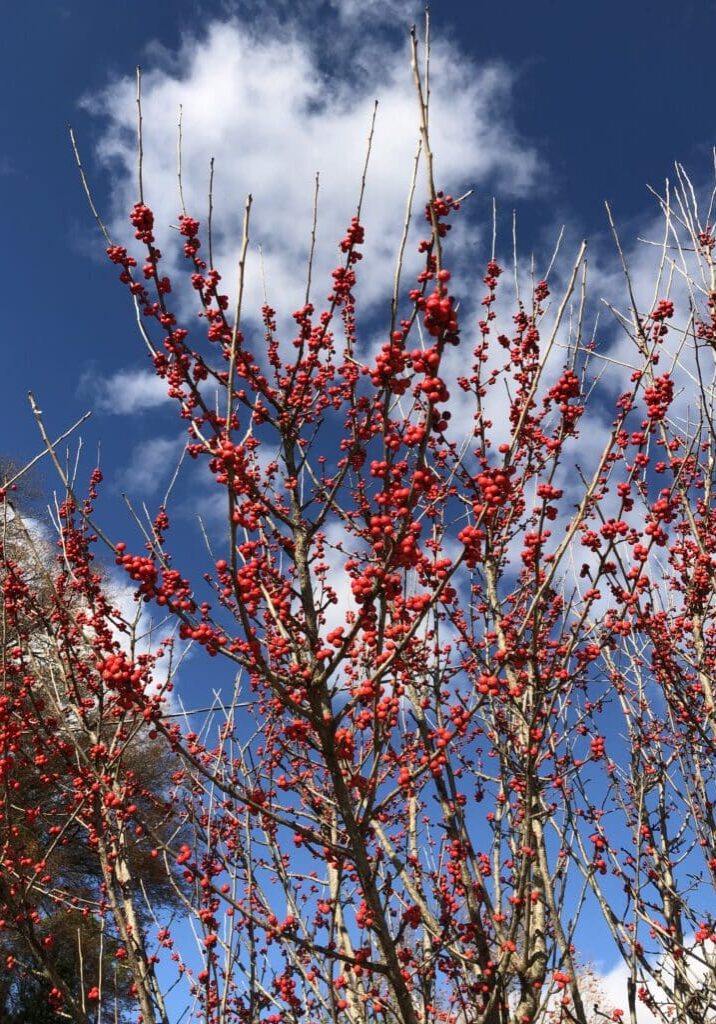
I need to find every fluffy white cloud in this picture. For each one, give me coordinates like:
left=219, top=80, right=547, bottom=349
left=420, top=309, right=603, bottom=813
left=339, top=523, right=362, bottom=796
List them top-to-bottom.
left=84, top=12, right=539, bottom=344
left=82, top=367, right=170, bottom=415
left=117, top=435, right=185, bottom=496
left=593, top=937, right=716, bottom=1024
left=594, top=961, right=656, bottom=1023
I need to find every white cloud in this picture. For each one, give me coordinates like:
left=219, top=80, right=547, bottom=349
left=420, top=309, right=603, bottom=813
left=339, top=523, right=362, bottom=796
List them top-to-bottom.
left=330, top=0, right=417, bottom=22
left=84, top=14, right=540, bottom=343
left=82, top=367, right=170, bottom=415
left=117, top=435, right=185, bottom=495
left=17, top=512, right=52, bottom=546
left=590, top=935, right=716, bottom=1024
left=595, top=961, right=656, bottom=1023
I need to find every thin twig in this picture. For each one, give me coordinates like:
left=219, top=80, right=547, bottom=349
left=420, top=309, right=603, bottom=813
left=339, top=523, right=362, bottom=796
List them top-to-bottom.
left=136, top=65, right=144, bottom=204
left=305, top=171, right=320, bottom=306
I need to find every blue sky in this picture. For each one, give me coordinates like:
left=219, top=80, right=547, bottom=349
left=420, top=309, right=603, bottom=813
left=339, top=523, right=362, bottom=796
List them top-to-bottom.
left=2, top=4, right=716, bottom=1012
